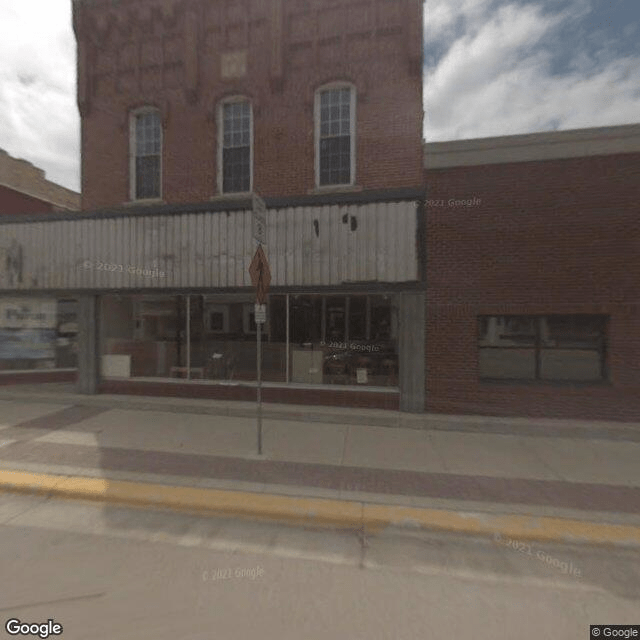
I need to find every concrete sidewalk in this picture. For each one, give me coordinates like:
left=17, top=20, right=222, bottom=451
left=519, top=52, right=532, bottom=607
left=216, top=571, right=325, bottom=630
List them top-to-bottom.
left=2, top=382, right=640, bottom=439
left=0, top=388, right=639, bottom=547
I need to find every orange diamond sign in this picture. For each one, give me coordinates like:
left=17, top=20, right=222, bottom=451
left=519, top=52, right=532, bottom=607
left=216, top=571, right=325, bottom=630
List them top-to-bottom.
left=249, top=245, right=271, bottom=304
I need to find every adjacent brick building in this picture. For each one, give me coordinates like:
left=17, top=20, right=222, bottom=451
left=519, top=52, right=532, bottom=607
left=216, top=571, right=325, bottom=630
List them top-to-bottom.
left=1, top=0, right=638, bottom=422
left=424, top=124, right=640, bottom=420
left=0, top=148, right=79, bottom=215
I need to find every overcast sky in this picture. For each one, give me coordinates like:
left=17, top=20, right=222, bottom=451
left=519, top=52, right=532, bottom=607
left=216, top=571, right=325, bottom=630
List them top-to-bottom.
left=0, top=0, right=638, bottom=194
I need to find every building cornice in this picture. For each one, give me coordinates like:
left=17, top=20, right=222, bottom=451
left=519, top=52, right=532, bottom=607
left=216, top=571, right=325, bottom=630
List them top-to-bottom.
left=424, top=123, right=640, bottom=169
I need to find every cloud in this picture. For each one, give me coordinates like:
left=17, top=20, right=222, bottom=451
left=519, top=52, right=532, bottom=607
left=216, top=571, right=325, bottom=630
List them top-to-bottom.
left=0, top=0, right=79, bottom=192
left=0, top=0, right=637, bottom=196
left=423, top=0, right=640, bottom=141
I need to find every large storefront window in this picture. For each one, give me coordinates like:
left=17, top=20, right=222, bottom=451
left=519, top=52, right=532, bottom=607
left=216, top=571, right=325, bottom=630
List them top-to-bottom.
left=99, top=292, right=398, bottom=387
left=287, top=293, right=398, bottom=387
left=99, top=294, right=286, bottom=382
left=0, top=298, right=78, bottom=371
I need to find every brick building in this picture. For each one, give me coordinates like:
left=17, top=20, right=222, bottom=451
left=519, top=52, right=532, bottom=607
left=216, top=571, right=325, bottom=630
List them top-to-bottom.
left=0, top=0, right=427, bottom=410
left=0, top=0, right=638, bottom=421
left=75, top=0, right=424, bottom=208
left=424, top=124, right=640, bottom=421
left=0, top=148, right=79, bottom=215
left=0, top=150, right=79, bottom=382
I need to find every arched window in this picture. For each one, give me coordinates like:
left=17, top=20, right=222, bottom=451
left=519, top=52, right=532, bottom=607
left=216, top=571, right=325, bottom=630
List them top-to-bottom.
left=315, top=83, right=356, bottom=187
left=218, top=97, right=253, bottom=194
left=129, top=107, right=162, bottom=200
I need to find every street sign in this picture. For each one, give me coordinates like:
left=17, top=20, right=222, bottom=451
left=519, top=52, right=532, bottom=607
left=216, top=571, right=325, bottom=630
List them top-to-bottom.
left=252, top=193, right=267, bottom=245
left=248, top=245, right=271, bottom=304
left=254, top=303, right=266, bottom=324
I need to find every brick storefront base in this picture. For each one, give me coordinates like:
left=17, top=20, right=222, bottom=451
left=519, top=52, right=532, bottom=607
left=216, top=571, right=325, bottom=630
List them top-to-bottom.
left=0, top=371, right=77, bottom=385
left=99, top=380, right=400, bottom=410
left=426, top=383, right=640, bottom=422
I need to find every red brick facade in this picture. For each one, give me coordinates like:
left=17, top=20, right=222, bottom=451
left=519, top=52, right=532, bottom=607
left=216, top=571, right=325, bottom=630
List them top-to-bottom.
left=73, top=0, right=424, bottom=211
left=425, top=152, right=640, bottom=420
left=0, top=184, right=55, bottom=216
left=99, top=379, right=399, bottom=410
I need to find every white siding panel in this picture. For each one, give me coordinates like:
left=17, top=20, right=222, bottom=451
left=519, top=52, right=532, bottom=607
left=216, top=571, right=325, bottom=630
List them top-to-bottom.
left=0, top=201, right=418, bottom=291
left=327, top=207, right=336, bottom=285
left=285, top=208, right=294, bottom=286
left=244, top=211, right=253, bottom=288
left=212, top=212, right=221, bottom=287
left=190, top=213, right=198, bottom=287
left=197, top=213, right=205, bottom=288
left=203, top=213, right=212, bottom=287
left=220, top=213, right=229, bottom=288
left=169, top=215, right=179, bottom=288
left=107, top=217, right=116, bottom=288
left=62, top=220, right=72, bottom=288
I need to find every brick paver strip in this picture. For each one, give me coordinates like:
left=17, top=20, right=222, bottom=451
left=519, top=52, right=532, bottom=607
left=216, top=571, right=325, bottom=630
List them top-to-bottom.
left=13, top=406, right=109, bottom=430
left=0, top=441, right=638, bottom=514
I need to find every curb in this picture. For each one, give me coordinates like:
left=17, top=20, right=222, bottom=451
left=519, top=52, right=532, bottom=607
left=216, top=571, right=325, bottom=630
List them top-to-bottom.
left=2, top=470, right=640, bottom=548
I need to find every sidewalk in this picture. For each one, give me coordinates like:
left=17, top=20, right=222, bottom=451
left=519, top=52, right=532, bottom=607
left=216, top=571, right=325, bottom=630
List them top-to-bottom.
left=0, top=385, right=639, bottom=547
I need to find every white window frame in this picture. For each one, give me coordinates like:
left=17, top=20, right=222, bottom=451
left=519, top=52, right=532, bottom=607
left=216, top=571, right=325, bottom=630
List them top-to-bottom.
left=314, top=82, right=356, bottom=188
left=217, top=96, right=253, bottom=195
left=129, top=106, right=163, bottom=202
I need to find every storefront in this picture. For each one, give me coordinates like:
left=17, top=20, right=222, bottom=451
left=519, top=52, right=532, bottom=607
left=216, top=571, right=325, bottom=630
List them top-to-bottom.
left=0, top=191, right=425, bottom=410
left=99, top=292, right=399, bottom=388
left=0, top=297, right=78, bottom=375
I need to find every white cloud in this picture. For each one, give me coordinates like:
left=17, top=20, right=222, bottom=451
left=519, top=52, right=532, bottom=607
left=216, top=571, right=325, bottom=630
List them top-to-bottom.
left=0, top=0, right=79, bottom=192
left=0, top=0, right=636, bottom=196
left=424, top=0, right=640, bottom=141
left=424, top=0, right=496, bottom=43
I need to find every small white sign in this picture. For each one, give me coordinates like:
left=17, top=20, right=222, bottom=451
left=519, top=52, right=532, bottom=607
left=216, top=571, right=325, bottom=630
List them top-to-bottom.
left=0, top=299, right=56, bottom=329
left=254, top=303, right=267, bottom=324
left=356, top=368, right=368, bottom=384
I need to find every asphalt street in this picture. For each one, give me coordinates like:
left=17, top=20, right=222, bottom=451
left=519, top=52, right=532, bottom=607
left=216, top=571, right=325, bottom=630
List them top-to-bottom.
left=0, top=493, right=639, bottom=640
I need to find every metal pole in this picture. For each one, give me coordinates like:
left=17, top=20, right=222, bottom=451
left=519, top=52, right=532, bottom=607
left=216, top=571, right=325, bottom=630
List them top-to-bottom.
left=257, top=310, right=263, bottom=455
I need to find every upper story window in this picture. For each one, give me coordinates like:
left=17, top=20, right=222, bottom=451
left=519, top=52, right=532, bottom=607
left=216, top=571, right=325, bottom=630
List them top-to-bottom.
left=315, top=84, right=355, bottom=187
left=219, top=98, right=252, bottom=194
left=130, top=109, right=162, bottom=201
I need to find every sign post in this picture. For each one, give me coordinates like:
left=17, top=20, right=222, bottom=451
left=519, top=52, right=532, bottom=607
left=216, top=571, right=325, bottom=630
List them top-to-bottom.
left=249, top=195, right=270, bottom=455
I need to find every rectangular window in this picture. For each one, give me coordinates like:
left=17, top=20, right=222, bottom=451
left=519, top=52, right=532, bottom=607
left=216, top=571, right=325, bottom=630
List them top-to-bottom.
left=318, top=87, right=353, bottom=186
left=222, top=101, right=251, bottom=193
left=133, top=111, right=161, bottom=200
left=478, top=315, right=607, bottom=382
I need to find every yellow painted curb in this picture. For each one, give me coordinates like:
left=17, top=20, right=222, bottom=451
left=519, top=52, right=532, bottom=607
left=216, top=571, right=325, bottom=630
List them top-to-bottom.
left=1, top=469, right=640, bottom=547
left=0, top=470, right=364, bottom=529
left=362, top=504, right=640, bottom=546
